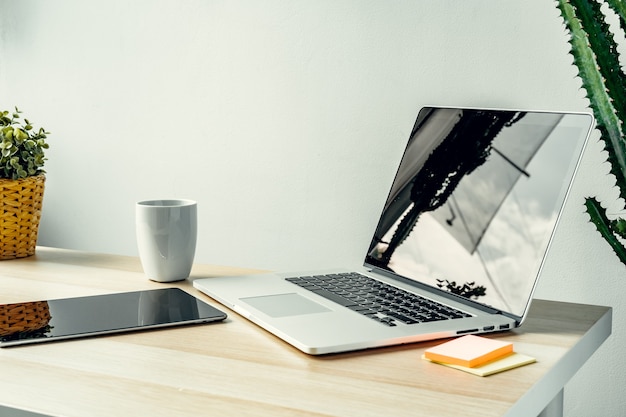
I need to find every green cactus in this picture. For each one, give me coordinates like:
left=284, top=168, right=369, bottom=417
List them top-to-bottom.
left=557, top=0, right=626, bottom=265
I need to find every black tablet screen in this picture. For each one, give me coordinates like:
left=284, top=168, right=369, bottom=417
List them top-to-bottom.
left=0, top=288, right=226, bottom=347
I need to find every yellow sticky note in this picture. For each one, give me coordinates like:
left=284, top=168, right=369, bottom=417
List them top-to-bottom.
left=422, top=352, right=536, bottom=377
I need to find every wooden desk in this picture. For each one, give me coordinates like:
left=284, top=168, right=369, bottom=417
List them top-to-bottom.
left=0, top=247, right=611, bottom=417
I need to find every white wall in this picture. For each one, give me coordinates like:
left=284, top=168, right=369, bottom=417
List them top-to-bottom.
left=1, top=1, right=623, bottom=415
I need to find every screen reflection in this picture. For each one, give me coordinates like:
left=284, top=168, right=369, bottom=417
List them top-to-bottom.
left=366, top=108, right=591, bottom=317
left=0, top=288, right=224, bottom=346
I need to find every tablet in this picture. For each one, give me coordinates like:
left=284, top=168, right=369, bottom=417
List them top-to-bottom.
left=0, top=288, right=227, bottom=347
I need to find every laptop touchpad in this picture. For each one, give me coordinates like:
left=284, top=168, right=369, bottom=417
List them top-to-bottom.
left=241, top=293, right=331, bottom=318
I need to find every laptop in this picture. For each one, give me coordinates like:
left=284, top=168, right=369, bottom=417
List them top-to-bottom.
left=194, top=106, right=594, bottom=355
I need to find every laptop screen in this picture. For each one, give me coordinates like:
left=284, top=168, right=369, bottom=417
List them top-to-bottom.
left=365, top=107, right=593, bottom=319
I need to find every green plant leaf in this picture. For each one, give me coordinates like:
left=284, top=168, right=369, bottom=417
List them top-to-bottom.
left=558, top=0, right=626, bottom=268
left=558, top=0, right=626, bottom=200
left=605, top=0, right=626, bottom=33
left=0, top=107, right=50, bottom=179
left=586, top=197, right=626, bottom=264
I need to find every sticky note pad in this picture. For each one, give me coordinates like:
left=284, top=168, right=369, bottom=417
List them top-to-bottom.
left=424, top=335, right=513, bottom=368
left=422, top=352, right=536, bottom=376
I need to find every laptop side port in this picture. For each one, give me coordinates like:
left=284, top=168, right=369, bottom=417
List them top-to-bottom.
left=499, top=324, right=510, bottom=330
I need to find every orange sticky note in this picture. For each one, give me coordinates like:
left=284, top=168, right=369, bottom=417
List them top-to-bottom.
left=424, top=335, right=513, bottom=368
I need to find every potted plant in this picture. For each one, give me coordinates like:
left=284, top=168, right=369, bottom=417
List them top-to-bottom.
left=557, top=0, right=626, bottom=265
left=0, top=107, right=50, bottom=259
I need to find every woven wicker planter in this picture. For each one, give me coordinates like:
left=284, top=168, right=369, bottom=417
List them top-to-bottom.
left=0, top=174, right=45, bottom=260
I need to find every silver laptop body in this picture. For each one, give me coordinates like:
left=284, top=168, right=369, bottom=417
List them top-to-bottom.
left=194, top=106, right=594, bottom=355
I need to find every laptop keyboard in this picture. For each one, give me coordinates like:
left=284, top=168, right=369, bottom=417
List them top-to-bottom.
left=286, top=272, right=472, bottom=327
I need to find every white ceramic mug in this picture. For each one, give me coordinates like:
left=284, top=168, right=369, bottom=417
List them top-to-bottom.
left=136, top=199, right=197, bottom=282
